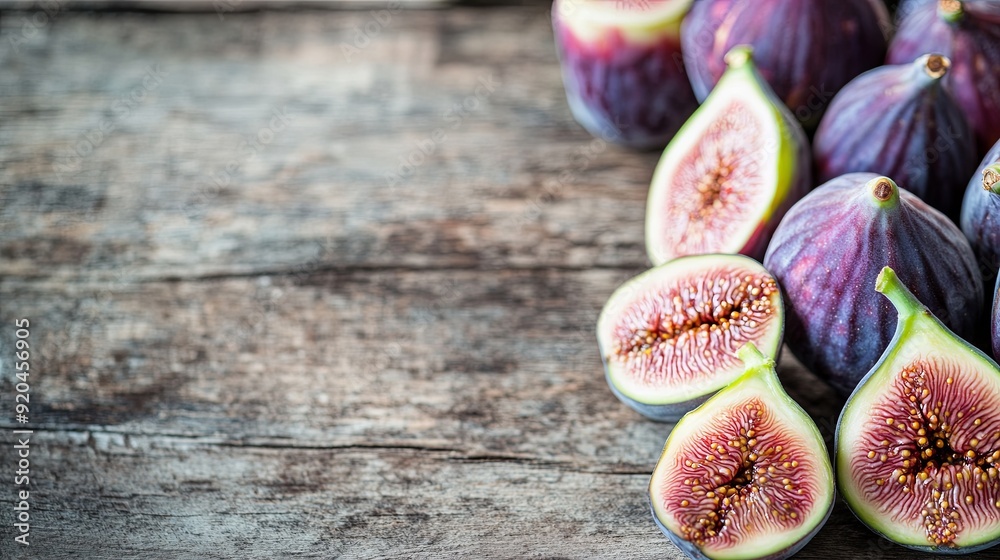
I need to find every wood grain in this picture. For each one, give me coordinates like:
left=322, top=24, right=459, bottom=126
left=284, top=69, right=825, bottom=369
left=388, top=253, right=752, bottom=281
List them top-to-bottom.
left=0, top=5, right=990, bottom=559
left=0, top=5, right=655, bottom=281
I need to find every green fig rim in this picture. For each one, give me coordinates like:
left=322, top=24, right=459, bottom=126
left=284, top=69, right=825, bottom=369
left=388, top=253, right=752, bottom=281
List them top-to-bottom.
left=555, top=0, right=693, bottom=40
left=644, top=46, right=804, bottom=265
left=597, top=254, right=784, bottom=407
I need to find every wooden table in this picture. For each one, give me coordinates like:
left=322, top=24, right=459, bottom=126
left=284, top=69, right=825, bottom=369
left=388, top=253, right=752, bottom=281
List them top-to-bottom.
left=0, top=4, right=985, bottom=558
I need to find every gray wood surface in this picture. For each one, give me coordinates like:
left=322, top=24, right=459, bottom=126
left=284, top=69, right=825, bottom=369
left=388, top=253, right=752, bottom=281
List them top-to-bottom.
left=0, top=1, right=457, bottom=10
left=0, top=5, right=988, bottom=559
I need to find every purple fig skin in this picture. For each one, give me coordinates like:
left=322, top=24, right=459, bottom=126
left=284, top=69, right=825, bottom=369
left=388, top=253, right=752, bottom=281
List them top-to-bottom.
left=679, top=0, right=736, bottom=98
left=681, top=0, right=890, bottom=128
left=888, top=0, right=1000, bottom=155
left=551, top=1, right=699, bottom=150
left=814, top=55, right=977, bottom=222
left=960, top=139, right=1000, bottom=279
left=763, top=173, right=983, bottom=397
left=993, top=273, right=1000, bottom=361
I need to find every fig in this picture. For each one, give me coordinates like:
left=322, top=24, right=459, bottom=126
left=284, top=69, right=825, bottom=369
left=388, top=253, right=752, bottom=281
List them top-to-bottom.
left=551, top=0, right=699, bottom=150
left=681, top=0, right=890, bottom=127
left=888, top=0, right=1000, bottom=155
left=645, top=47, right=810, bottom=266
left=814, top=54, right=978, bottom=221
left=960, top=140, right=1000, bottom=280
left=763, top=174, right=983, bottom=397
left=596, top=254, right=783, bottom=422
left=837, top=266, right=1000, bottom=553
left=993, top=273, right=1000, bottom=362
left=649, top=342, right=834, bottom=559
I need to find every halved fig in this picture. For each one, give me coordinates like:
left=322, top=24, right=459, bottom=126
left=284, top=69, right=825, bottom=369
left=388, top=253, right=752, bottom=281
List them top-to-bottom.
left=645, top=46, right=810, bottom=266
left=597, top=254, right=783, bottom=421
left=837, top=266, right=1000, bottom=553
left=650, top=343, right=834, bottom=560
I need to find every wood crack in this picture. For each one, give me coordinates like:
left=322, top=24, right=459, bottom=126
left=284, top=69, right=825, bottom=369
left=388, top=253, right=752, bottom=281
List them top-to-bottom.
left=0, top=262, right=646, bottom=285
left=13, top=426, right=649, bottom=475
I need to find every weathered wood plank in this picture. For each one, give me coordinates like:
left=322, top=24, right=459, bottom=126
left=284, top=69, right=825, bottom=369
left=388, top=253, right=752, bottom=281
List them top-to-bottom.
left=0, top=0, right=459, bottom=10
left=0, top=6, right=656, bottom=282
left=1, top=6, right=994, bottom=559
left=0, top=266, right=843, bottom=452
left=0, top=267, right=964, bottom=559
left=0, top=269, right=669, bottom=454
left=0, top=432, right=958, bottom=559
left=5, top=432, right=672, bottom=559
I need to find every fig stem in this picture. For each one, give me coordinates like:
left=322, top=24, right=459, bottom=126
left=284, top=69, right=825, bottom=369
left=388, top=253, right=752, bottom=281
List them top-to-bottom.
left=938, top=0, right=964, bottom=22
left=724, top=45, right=753, bottom=70
left=923, top=54, right=950, bottom=80
left=983, top=164, right=1000, bottom=195
left=866, top=177, right=899, bottom=209
left=875, top=267, right=924, bottom=321
left=736, top=342, right=772, bottom=371
left=733, top=343, right=780, bottom=389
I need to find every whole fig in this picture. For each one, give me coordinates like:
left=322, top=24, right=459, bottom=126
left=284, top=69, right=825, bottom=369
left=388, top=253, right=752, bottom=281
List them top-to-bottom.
left=552, top=0, right=698, bottom=149
left=681, top=0, right=890, bottom=127
left=889, top=0, right=1000, bottom=155
left=814, top=54, right=977, bottom=221
left=960, top=138, right=1000, bottom=279
left=763, top=173, right=982, bottom=396
left=993, top=273, right=1000, bottom=361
